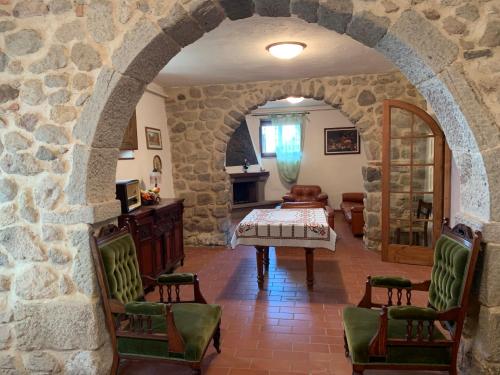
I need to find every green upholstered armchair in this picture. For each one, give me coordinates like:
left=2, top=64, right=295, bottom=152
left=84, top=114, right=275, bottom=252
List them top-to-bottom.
left=342, top=221, right=481, bottom=375
left=91, top=225, right=221, bottom=375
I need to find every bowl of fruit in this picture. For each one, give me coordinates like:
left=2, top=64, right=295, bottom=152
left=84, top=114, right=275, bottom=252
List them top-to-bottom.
left=141, top=187, right=160, bottom=205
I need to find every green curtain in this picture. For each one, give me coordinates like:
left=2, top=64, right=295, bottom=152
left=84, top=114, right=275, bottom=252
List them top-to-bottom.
left=270, top=114, right=305, bottom=184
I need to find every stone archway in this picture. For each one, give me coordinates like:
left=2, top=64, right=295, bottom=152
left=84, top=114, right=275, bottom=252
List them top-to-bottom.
left=1, top=0, right=499, bottom=373
left=162, top=71, right=425, bottom=250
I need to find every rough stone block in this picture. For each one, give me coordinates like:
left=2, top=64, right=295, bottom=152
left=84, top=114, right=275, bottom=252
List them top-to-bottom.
left=13, top=0, right=48, bottom=17
left=48, top=0, right=72, bottom=14
left=87, top=0, right=115, bottom=43
left=187, top=0, right=225, bottom=32
left=219, top=0, right=254, bottom=20
left=255, top=0, right=290, bottom=17
left=291, top=0, right=318, bottom=23
left=317, top=0, right=353, bottom=34
left=158, top=3, right=204, bottom=47
left=376, top=10, right=458, bottom=85
left=347, top=11, right=390, bottom=48
left=112, top=18, right=181, bottom=83
left=55, top=20, right=84, bottom=43
left=5, top=29, right=42, bottom=56
left=70, top=43, right=102, bottom=72
left=28, top=44, right=68, bottom=74
left=439, top=64, right=499, bottom=152
left=73, top=67, right=144, bottom=148
left=416, top=75, right=490, bottom=222
left=20, top=79, right=45, bottom=105
left=0, top=84, right=19, bottom=104
left=65, top=145, right=119, bottom=205
left=483, top=147, right=500, bottom=222
left=0, top=153, right=41, bottom=176
left=34, top=174, right=61, bottom=210
left=0, top=178, right=17, bottom=202
left=0, top=226, right=45, bottom=261
left=69, top=226, right=98, bottom=296
left=479, top=243, right=500, bottom=307
left=14, top=264, right=59, bottom=300
left=14, top=300, right=107, bottom=351
left=474, top=306, right=500, bottom=362
left=64, top=346, right=112, bottom=375
left=23, top=351, right=60, bottom=374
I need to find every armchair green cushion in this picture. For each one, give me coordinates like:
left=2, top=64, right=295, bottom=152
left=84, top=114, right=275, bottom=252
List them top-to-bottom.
left=99, top=233, right=143, bottom=304
left=429, top=235, right=470, bottom=311
left=158, top=273, right=195, bottom=285
left=370, top=276, right=412, bottom=289
left=125, top=301, right=166, bottom=316
left=118, top=303, right=221, bottom=362
left=343, top=306, right=450, bottom=365
left=388, top=306, right=438, bottom=321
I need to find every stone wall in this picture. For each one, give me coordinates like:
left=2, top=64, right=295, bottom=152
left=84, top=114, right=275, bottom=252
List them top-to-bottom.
left=0, top=0, right=498, bottom=373
left=162, top=72, right=425, bottom=249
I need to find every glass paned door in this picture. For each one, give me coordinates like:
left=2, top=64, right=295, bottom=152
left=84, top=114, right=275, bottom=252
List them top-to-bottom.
left=382, top=100, right=446, bottom=266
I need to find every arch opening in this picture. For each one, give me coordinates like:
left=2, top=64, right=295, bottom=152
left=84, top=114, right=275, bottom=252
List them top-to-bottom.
left=64, top=3, right=498, bottom=372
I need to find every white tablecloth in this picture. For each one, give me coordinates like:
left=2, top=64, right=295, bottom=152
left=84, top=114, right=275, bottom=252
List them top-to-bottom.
left=230, top=208, right=336, bottom=251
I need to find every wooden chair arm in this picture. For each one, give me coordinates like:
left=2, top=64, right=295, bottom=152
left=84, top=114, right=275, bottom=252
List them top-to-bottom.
left=142, top=274, right=208, bottom=304
left=358, top=276, right=431, bottom=308
left=109, top=299, right=125, bottom=314
left=115, top=303, right=186, bottom=355
left=166, top=304, right=186, bottom=354
left=368, top=305, right=456, bottom=359
left=368, top=306, right=388, bottom=357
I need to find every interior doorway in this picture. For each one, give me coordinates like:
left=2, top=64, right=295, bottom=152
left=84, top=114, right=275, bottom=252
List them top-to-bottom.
left=381, top=99, right=451, bottom=266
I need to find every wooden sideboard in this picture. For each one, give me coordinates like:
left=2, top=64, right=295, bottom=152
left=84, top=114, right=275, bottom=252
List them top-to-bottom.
left=118, top=198, right=184, bottom=291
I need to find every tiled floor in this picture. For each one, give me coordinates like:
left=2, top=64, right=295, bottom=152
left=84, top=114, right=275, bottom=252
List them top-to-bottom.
left=120, top=213, right=443, bottom=375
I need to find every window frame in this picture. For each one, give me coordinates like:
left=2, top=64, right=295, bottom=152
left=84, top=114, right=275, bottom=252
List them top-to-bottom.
left=259, top=119, right=276, bottom=158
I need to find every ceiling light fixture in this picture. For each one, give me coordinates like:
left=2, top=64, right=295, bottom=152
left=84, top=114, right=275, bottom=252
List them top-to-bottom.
left=266, top=42, right=307, bottom=60
left=286, top=97, right=305, bottom=104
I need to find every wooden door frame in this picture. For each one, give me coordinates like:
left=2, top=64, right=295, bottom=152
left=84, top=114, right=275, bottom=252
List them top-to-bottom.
left=382, top=99, right=447, bottom=265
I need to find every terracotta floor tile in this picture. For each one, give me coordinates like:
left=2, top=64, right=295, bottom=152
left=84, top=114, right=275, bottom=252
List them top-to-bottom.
left=120, top=213, right=439, bottom=375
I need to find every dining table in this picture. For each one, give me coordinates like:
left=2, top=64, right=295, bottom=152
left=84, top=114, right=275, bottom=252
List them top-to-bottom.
left=230, top=208, right=337, bottom=289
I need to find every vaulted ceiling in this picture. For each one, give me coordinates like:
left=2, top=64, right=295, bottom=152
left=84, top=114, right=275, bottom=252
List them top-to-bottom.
left=156, top=16, right=396, bottom=87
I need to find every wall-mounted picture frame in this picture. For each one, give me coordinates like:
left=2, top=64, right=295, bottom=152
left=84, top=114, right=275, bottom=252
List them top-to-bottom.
left=145, top=127, right=162, bottom=150
left=324, top=127, right=360, bottom=155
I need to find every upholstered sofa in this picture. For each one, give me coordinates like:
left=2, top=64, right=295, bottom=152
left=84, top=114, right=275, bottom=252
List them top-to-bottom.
left=282, top=185, right=328, bottom=206
left=340, top=192, right=365, bottom=236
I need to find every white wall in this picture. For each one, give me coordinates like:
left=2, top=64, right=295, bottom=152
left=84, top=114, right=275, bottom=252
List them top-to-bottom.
left=116, top=83, right=175, bottom=196
left=238, top=105, right=368, bottom=208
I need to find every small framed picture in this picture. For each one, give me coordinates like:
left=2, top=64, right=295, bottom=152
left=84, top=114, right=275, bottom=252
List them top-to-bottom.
left=145, top=127, right=162, bottom=150
left=324, top=127, right=360, bottom=155
left=153, top=155, right=162, bottom=172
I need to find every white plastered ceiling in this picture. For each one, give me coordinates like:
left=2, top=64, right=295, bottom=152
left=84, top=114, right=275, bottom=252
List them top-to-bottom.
left=156, top=15, right=396, bottom=88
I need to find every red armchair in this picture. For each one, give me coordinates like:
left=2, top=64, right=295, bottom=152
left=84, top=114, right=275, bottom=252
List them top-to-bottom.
left=282, top=185, right=328, bottom=207
left=340, top=193, right=365, bottom=236
left=281, top=201, right=335, bottom=230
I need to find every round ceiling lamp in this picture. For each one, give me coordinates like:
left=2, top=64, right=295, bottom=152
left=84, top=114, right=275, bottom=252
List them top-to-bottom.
left=266, top=42, right=307, bottom=60
left=286, top=97, right=305, bottom=104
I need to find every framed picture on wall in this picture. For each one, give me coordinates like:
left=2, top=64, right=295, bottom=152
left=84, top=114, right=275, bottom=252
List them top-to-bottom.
left=145, top=127, right=162, bottom=150
left=324, top=127, right=360, bottom=155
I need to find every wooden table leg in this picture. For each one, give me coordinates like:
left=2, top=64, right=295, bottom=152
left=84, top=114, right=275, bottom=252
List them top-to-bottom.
left=255, top=246, right=265, bottom=290
left=264, top=247, right=270, bottom=270
left=305, top=248, right=315, bottom=289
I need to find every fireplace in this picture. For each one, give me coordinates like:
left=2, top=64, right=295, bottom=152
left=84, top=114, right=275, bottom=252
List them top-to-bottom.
left=229, top=171, right=281, bottom=209
left=233, top=181, right=258, bottom=204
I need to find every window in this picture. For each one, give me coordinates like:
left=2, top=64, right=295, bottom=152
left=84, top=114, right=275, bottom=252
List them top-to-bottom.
left=259, top=119, right=302, bottom=157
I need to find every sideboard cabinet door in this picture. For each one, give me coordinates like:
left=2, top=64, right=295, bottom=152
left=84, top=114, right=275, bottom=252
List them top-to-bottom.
left=118, top=199, right=185, bottom=292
